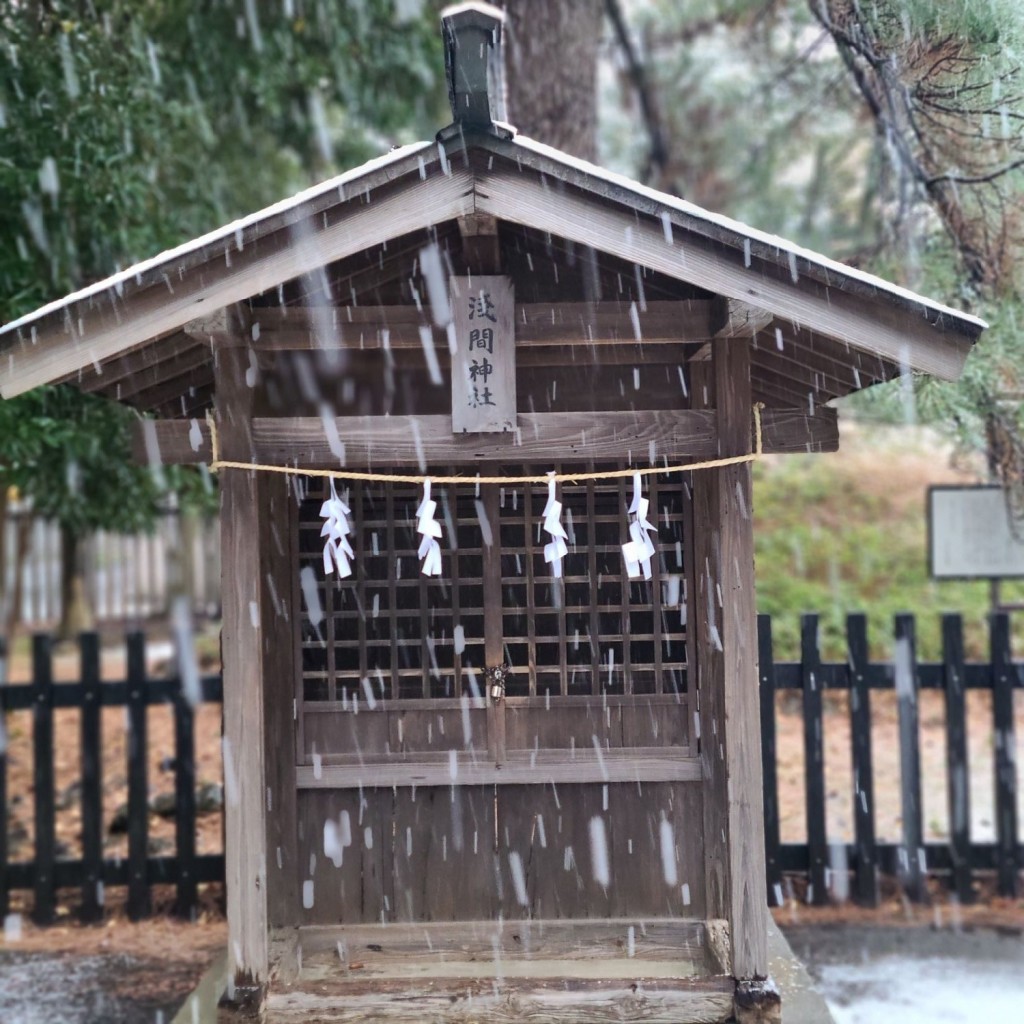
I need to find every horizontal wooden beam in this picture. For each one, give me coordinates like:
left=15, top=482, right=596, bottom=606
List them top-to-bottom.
left=712, top=297, right=775, bottom=339
left=692, top=298, right=776, bottom=361
left=190, top=300, right=718, bottom=351
left=72, top=332, right=206, bottom=394
left=131, top=407, right=838, bottom=466
left=257, top=410, right=717, bottom=466
left=296, top=751, right=702, bottom=789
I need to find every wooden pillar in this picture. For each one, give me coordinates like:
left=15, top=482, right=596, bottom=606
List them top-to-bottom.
left=691, top=339, right=771, bottom=990
left=215, top=345, right=273, bottom=1001
left=263, top=473, right=300, bottom=929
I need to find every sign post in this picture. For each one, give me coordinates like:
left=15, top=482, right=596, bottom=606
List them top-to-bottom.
left=450, top=276, right=516, bottom=434
left=928, top=485, right=1024, bottom=614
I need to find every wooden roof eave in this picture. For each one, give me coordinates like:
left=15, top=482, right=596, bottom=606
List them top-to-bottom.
left=0, top=131, right=985, bottom=403
left=468, top=134, right=985, bottom=383
left=0, top=144, right=463, bottom=399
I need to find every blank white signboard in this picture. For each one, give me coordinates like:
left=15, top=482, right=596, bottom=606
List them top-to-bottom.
left=929, top=486, right=1024, bottom=579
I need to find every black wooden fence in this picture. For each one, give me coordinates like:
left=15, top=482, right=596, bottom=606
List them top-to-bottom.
left=760, top=612, right=1022, bottom=907
left=1, top=615, right=1021, bottom=923
left=0, top=633, right=224, bottom=923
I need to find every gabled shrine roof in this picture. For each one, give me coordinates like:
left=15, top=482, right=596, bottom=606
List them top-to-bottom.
left=0, top=126, right=986, bottom=411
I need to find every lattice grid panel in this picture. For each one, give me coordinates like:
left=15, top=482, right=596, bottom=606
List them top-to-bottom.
left=297, top=470, right=688, bottom=703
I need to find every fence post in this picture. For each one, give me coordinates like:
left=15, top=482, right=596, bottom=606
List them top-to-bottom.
left=991, top=613, right=1019, bottom=899
left=758, top=614, right=781, bottom=904
left=801, top=614, right=828, bottom=905
left=847, top=614, right=878, bottom=907
left=894, top=614, right=926, bottom=902
left=942, top=614, right=973, bottom=904
left=80, top=632, right=104, bottom=922
left=126, top=632, right=151, bottom=920
left=32, top=634, right=56, bottom=924
left=0, top=636, right=8, bottom=919
left=174, top=679, right=198, bottom=920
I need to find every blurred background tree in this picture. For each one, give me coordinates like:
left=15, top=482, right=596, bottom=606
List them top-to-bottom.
left=0, top=0, right=445, bottom=636
left=601, top=0, right=1023, bottom=523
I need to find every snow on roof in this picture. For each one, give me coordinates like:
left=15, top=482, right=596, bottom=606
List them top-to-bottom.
left=0, top=129, right=984, bottom=359
left=508, top=134, right=987, bottom=332
left=0, top=141, right=434, bottom=342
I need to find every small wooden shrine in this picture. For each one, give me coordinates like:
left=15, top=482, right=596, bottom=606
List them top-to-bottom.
left=0, top=5, right=984, bottom=1021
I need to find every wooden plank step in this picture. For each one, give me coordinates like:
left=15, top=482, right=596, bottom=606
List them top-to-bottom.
left=297, top=918, right=707, bottom=960
left=262, top=919, right=733, bottom=1023
left=264, top=981, right=734, bottom=1023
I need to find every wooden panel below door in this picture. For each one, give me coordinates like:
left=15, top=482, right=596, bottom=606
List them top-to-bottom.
left=297, top=780, right=703, bottom=925
left=496, top=781, right=704, bottom=921
left=390, top=785, right=498, bottom=922
left=298, top=786, right=498, bottom=926
left=297, top=789, right=392, bottom=926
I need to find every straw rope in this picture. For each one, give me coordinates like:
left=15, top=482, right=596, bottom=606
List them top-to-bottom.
left=206, top=403, right=764, bottom=485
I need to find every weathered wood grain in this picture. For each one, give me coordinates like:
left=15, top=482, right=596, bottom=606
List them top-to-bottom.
left=711, top=298, right=775, bottom=340
left=210, top=300, right=718, bottom=351
left=74, top=332, right=206, bottom=394
left=713, top=339, right=769, bottom=978
left=691, top=344, right=770, bottom=982
left=216, top=347, right=270, bottom=990
left=690, top=361, right=729, bottom=948
left=131, top=406, right=838, bottom=466
left=253, top=410, right=719, bottom=466
left=264, top=473, right=299, bottom=929
left=296, top=789, right=391, bottom=926
left=260, top=917, right=732, bottom=1022
left=296, top=917, right=707, bottom=957
left=264, top=983, right=733, bottom=1024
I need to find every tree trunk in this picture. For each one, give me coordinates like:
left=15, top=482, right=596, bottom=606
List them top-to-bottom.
left=500, top=0, right=603, bottom=161
left=58, top=524, right=94, bottom=641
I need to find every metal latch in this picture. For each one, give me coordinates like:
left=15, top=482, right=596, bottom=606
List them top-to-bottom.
left=485, top=663, right=510, bottom=702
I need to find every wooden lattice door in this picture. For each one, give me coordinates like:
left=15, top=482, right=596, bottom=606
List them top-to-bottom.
left=293, top=472, right=704, bottom=924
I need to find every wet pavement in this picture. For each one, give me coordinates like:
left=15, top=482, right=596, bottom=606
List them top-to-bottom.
left=783, top=924, right=1024, bottom=1024
left=0, top=949, right=186, bottom=1024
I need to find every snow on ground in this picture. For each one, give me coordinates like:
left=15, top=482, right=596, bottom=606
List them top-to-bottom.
left=787, top=924, right=1024, bottom=1024
left=820, top=955, right=1024, bottom=1024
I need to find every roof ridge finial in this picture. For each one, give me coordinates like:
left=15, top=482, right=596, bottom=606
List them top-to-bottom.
left=438, top=2, right=514, bottom=141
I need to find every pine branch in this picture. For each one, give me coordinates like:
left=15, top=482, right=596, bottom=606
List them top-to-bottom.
left=603, top=0, right=670, bottom=188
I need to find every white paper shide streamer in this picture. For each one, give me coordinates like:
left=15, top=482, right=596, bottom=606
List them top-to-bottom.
left=542, top=471, right=568, bottom=578
left=621, top=472, right=657, bottom=579
left=320, top=478, right=354, bottom=577
left=416, top=478, right=443, bottom=577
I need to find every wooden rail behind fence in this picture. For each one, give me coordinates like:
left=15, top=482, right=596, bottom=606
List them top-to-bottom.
left=2, top=506, right=220, bottom=630
left=0, top=614, right=1021, bottom=923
